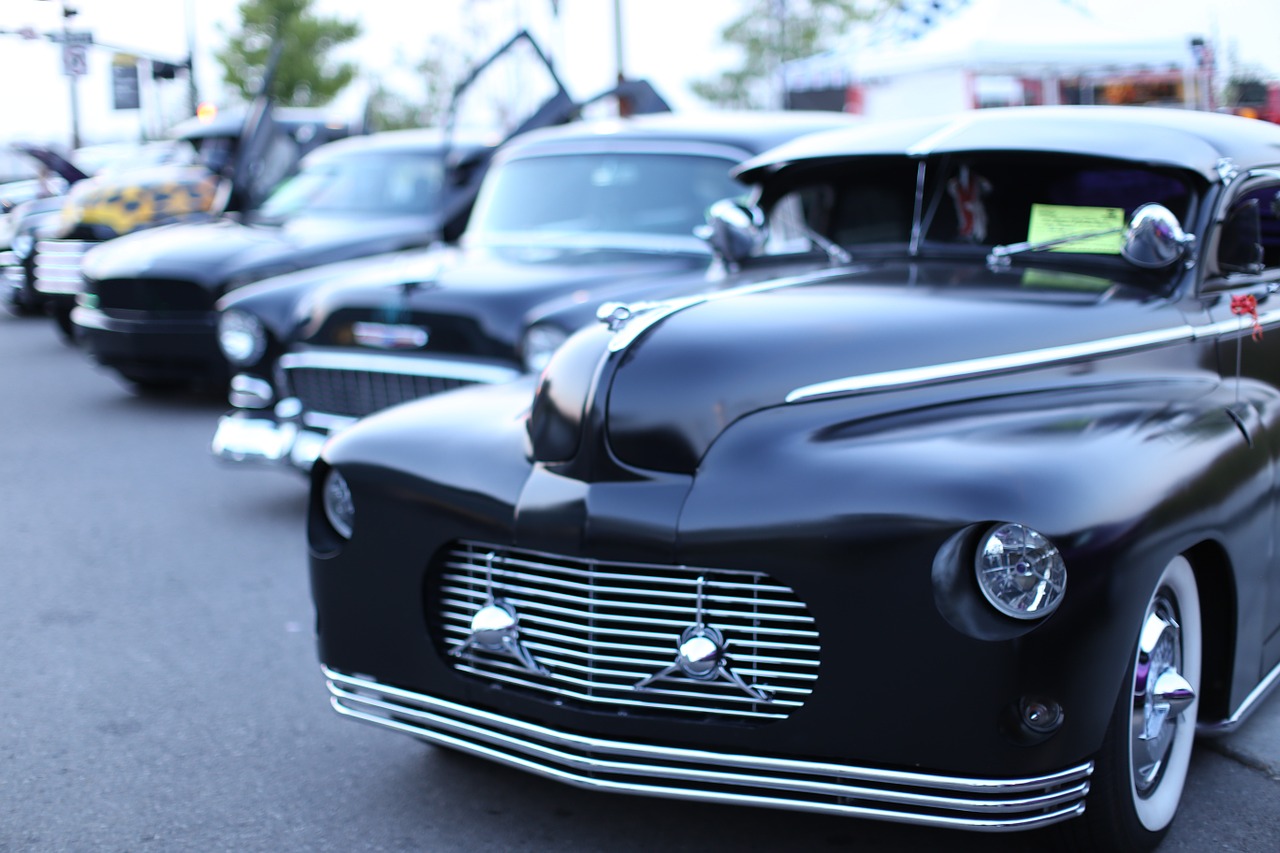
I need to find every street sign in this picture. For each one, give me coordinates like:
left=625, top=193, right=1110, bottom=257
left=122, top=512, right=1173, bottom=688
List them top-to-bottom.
left=59, top=29, right=92, bottom=77
left=62, top=42, right=87, bottom=76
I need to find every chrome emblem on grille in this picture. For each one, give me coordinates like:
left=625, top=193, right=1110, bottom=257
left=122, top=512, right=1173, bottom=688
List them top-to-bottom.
left=352, top=321, right=429, bottom=350
left=449, top=552, right=547, bottom=675
left=634, top=576, right=772, bottom=701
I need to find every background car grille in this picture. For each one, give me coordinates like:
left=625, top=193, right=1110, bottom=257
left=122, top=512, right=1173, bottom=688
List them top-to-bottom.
left=33, top=239, right=93, bottom=295
left=90, top=277, right=214, bottom=312
left=286, top=365, right=475, bottom=418
left=433, top=541, right=820, bottom=723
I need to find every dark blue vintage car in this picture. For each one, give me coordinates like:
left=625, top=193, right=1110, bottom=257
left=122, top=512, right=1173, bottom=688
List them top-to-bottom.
left=304, top=106, right=1280, bottom=852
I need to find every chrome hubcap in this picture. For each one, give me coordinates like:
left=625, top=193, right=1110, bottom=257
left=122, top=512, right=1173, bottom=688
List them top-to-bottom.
left=1130, top=594, right=1195, bottom=794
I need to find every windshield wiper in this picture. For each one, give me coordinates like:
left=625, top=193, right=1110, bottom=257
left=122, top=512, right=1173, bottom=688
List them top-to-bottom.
left=986, top=227, right=1121, bottom=267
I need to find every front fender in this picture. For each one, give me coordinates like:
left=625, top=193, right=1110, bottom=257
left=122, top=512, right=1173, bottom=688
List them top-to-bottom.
left=674, top=373, right=1270, bottom=773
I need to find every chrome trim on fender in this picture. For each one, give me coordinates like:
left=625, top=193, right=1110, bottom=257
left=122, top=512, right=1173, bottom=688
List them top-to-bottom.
left=786, top=306, right=1280, bottom=404
left=787, top=326, right=1197, bottom=402
left=279, top=349, right=521, bottom=385
left=1197, top=659, right=1280, bottom=736
left=323, top=666, right=1092, bottom=831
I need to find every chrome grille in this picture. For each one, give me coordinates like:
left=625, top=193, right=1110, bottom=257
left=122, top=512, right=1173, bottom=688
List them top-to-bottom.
left=34, top=239, right=94, bottom=295
left=282, top=350, right=521, bottom=419
left=288, top=366, right=473, bottom=418
left=435, top=541, right=820, bottom=723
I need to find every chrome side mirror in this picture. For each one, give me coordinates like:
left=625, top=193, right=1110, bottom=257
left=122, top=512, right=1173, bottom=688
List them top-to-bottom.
left=696, top=198, right=766, bottom=269
left=1122, top=203, right=1195, bottom=269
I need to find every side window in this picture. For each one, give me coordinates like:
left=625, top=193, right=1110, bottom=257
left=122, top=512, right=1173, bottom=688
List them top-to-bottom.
left=1216, top=184, right=1280, bottom=277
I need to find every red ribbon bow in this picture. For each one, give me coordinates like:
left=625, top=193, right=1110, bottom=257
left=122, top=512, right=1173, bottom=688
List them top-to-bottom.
left=1232, top=294, right=1263, bottom=342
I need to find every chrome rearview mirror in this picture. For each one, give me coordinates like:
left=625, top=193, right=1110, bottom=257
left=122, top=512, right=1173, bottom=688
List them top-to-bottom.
left=696, top=198, right=766, bottom=270
left=1122, top=203, right=1195, bottom=269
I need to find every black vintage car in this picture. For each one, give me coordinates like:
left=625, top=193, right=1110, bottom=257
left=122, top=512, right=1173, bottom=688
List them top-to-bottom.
left=305, top=107, right=1280, bottom=851
left=210, top=110, right=856, bottom=471
left=11, top=112, right=353, bottom=341
left=70, top=127, right=499, bottom=391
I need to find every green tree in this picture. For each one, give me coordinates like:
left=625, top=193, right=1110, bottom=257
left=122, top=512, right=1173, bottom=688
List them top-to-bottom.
left=215, top=0, right=361, bottom=106
left=692, top=0, right=895, bottom=108
left=363, top=35, right=478, bottom=132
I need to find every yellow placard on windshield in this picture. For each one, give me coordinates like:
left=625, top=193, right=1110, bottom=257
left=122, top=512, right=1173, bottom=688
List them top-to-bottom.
left=1027, top=204, right=1124, bottom=254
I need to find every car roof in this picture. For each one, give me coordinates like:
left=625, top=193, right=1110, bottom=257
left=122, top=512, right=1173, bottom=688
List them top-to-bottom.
left=734, top=106, right=1280, bottom=183
left=496, top=111, right=862, bottom=163
left=300, top=127, right=500, bottom=161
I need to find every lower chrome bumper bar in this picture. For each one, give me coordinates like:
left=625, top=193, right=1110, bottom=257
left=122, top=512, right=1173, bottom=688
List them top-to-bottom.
left=211, top=410, right=339, bottom=473
left=323, top=666, right=1092, bottom=832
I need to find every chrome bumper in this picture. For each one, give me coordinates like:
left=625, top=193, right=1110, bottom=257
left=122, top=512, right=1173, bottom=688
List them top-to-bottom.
left=211, top=409, right=347, bottom=472
left=323, top=666, right=1093, bottom=832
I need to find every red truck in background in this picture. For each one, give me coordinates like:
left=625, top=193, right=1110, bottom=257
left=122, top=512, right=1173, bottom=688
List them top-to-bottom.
left=1227, top=79, right=1280, bottom=123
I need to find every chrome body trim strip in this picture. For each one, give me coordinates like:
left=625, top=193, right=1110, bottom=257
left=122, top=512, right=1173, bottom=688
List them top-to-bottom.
left=787, top=307, right=1280, bottom=404
left=787, top=325, right=1196, bottom=403
left=280, top=349, right=520, bottom=385
left=1197, top=659, right=1280, bottom=736
left=323, top=666, right=1092, bottom=831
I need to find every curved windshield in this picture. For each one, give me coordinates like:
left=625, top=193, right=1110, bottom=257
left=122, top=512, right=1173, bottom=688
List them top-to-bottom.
left=256, top=151, right=444, bottom=220
left=468, top=152, right=744, bottom=243
left=764, top=152, right=1199, bottom=285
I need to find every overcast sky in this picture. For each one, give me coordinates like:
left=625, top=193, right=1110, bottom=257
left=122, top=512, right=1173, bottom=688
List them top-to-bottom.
left=1, top=0, right=1277, bottom=149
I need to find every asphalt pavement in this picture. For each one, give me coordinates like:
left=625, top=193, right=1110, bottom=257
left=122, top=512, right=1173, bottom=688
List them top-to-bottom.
left=1, top=308, right=1278, bottom=853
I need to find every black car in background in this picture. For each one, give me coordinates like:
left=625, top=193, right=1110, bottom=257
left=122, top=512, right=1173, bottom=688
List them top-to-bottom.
left=305, top=106, right=1280, bottom=852
left=10, top=110, right=356, bottom=341
left=211, top=110, right=857, bottom=471
left=71, top=127, right=498, bottom=391
left=1, top=140, right=189, bottom=324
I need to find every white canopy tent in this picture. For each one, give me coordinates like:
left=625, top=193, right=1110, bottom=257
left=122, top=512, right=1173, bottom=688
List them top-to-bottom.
left=783, top=0, right=1210, bottom=118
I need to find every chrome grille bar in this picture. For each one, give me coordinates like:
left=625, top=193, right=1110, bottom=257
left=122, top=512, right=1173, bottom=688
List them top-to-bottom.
left=33, top=239, right=94, bottom=295
left=281, top=350, right=520, bottom=419
left=434, top=541, right=821, bottom=723
left=325, top=667, right=1093, bottom=831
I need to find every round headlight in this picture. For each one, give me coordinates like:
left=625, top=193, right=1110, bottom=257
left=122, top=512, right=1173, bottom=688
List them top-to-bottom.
left=11, top=233, right=33, bottom=260
left=218, top=309, right=268, bottom=365
left=520, top=323, right=569, bottom=373
left=322, top=469, right=354, bottom=540
left=975, top=523, right=1066, bottom=620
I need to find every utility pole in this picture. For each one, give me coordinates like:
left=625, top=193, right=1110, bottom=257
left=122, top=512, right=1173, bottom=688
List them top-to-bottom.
left=38, top=0, right=82, bottom=148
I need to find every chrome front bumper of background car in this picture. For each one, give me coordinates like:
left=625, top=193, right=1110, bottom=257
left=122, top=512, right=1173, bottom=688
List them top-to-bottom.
left=211, top=405, right=353, bottom=472
left=322, top=666, right=1094, bottom=832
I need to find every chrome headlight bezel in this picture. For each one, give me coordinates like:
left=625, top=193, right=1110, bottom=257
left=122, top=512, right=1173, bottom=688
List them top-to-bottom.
left=218, top=308, right=268, bottom=366
left=520, top=323, right=569, bottom=373
left=322, top=469, right=354, bottom=540
left=974, top=523, right=1067, bottom=620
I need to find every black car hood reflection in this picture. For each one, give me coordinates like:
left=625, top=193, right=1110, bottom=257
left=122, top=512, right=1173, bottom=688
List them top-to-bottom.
left=82, top=212, right=444, bottom=291
left=299, top=240, right=714, bottom=355
left=597, top=262, right=1189, bottom=473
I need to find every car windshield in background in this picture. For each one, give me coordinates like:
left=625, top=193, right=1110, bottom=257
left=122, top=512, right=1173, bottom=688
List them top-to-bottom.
left=255, top=151, right=444, bottom=220
left=772, top=152, right=1198, bottom=272
left=468, top=153, right=744, bottom=242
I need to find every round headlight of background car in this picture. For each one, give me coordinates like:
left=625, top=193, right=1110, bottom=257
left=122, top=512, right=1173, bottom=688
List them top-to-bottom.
left=218, top=309, right=268, bottom=365
left=520, top=323, right=569, bottom=373
left=322, top=469, right=354, bottom=540
left=975, top=523, right=1066, bottom=620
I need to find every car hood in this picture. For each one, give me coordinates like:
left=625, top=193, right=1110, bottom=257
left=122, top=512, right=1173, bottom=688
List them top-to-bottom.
left=82, top=213, right=443, bottom=291
left=297, top=241, right=714, bottom=357
left=541, top=261, right=1194, bottom=473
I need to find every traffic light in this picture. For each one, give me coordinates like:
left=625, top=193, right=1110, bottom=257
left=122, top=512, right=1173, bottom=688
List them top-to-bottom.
left=152, top=60, right=182, bottom=80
